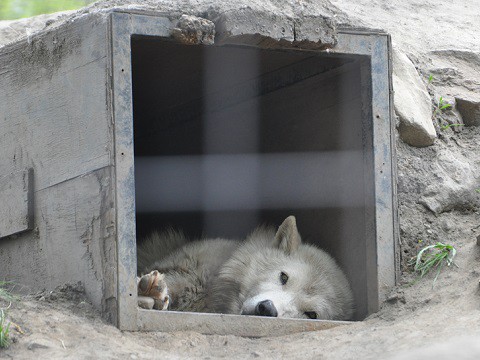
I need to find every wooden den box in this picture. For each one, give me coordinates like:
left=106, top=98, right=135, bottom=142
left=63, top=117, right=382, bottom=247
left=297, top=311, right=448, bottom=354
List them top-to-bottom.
left=0, top=11, right=397, bottom=335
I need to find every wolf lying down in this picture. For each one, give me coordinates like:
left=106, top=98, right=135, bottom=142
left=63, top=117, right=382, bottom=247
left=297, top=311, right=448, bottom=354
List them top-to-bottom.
left=137, top=216, right=354, bottom=320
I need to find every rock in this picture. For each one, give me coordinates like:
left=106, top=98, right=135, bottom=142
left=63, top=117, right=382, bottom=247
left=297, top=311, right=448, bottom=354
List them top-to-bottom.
left=214, top=6, right=338, bottom=49
left=215, top=8, right=295, bottom=46
left=171, top=15, right=215, bottom=45
left=292, top=15, right=338, bottom=49
left=393, top=48, right=437, bottom=147
left=455, top=95, right=480, bottom=126
left=419, top=149, right=478, bottom=214
left=440, top=219, right=454, bottom=232
left=477, top=234, right=480, bottom=246
left=386, top=292, right=406, bottom=304
left=27, top=340, right=51, bottom=351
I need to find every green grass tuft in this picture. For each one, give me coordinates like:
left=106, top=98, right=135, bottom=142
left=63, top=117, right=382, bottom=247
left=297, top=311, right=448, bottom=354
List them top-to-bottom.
left=411, top=242, right=457, bottom=286
left=0, top=282, right=17, bottom=349
left=0, top=308, right=10, bottom=349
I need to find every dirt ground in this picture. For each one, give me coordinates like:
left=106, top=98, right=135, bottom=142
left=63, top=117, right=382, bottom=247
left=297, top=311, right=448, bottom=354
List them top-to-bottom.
left=1, top=0, right=480, bottom=359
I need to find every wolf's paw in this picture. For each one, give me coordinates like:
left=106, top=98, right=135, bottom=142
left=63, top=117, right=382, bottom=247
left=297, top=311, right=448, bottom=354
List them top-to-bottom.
left=137, top=270, right=170, bottom=310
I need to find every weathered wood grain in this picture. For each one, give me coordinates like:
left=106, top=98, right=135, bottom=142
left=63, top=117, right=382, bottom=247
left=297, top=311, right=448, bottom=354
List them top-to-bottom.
left=0, top=14, right=112, bottom=192
left=0, top=14, right=117, bottom=322
left=0, top=166, right=116, bottom=318
left=0, top=168, right=33, bottom=238
left=138, top=309, right=351, bottom=337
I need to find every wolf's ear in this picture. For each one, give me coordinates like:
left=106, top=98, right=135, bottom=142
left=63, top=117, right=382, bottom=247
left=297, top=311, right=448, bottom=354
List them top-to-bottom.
left=273, top=216, right=301, bottom=255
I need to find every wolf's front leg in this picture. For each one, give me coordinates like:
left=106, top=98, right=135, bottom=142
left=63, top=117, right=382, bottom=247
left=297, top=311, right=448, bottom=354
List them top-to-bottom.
left=137, top=270, right=170, bottom=310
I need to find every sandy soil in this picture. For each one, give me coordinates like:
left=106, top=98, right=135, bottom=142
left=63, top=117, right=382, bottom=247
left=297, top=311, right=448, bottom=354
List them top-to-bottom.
left=1, top=0, right=480, bottom=359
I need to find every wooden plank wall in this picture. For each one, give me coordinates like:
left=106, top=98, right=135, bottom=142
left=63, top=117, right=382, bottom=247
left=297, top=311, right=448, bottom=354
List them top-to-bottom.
left=0, top=14, right=117, bottom=323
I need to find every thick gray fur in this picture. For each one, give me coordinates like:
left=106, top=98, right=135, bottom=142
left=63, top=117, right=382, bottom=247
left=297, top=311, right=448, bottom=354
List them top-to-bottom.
left=137, top=216, right=354, bottom=320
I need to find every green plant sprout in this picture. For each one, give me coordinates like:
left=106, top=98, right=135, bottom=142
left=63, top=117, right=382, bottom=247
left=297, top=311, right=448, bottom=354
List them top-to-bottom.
left=427, top=74, right=434, bottom=85
left=432, top=96, right=454, bottom=129
left=433, top=96, right=452, bottom=117
left=437, top=96, right=452, bottom=111
left=440, top=123, right=465, bottom=131
left=475, top=188, right=480, bottom=193
left=411, top=242, right=457, bottom=287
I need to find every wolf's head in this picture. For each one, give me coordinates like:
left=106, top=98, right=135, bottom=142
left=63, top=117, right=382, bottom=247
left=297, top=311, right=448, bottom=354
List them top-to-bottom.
left=211, top=216, right=354, bottom=320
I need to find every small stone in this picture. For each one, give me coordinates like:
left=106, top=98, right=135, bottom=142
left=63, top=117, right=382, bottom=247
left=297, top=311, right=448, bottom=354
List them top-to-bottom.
left=171, top=15, right=215, bottom=45
left=441, top=219, right=454, bottom=232
left=477, top=234, right=480, bottom=246
left=386, top=291, right=406, bottom=304
left=27, top=342, right=49, bottom=351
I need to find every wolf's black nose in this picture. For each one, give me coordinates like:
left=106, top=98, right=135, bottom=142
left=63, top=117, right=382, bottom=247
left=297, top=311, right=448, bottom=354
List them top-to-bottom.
left=255, top=300, right=278, bottom=317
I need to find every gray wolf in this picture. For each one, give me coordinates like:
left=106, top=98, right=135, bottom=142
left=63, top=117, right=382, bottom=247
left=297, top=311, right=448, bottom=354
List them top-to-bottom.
left=137, top=216, right=354, bottom=320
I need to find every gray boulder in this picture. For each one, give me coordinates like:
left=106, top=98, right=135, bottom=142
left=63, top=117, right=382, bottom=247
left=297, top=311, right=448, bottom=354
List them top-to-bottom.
left=393, top=47, right=437, bottom=147
left=455, top=95, right=480, bottom=126
left=420, top=148, right=478, bottom=214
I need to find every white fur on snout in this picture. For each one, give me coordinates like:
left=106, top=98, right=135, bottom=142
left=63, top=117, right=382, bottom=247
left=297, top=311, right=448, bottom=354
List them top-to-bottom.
left=241, top=289, right=297, bottom=318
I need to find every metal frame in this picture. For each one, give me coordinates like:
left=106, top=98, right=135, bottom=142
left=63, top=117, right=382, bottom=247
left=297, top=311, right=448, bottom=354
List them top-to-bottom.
left=110, top=11, right=397, bottom=334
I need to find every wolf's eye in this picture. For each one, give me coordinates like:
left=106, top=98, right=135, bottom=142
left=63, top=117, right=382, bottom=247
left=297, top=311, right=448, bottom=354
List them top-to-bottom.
left=280, top=272, right=289, bottom=285
left=304, top=311, right=318, bottom=319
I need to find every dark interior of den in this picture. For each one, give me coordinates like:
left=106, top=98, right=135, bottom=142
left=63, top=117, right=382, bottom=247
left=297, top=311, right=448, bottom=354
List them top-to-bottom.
left=131, top=36, right=375, bottom=321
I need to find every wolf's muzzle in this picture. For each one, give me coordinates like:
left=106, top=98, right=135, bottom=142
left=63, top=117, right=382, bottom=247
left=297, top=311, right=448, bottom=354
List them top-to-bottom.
left=255, top=300, right=278, bottom=317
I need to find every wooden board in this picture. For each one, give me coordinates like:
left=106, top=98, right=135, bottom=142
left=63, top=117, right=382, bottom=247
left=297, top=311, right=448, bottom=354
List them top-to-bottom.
left=0, top=14, right=112, bottom=192
left=0, top=14, right=118, bottom=323
left=0, top=166, right=116, bottom=320
left=0, top=169, right=33, bottom=238
left=138, top=309, right=351, bottom=337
